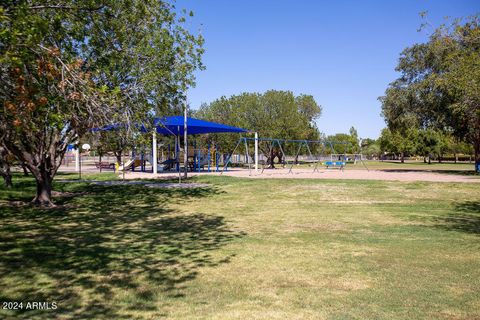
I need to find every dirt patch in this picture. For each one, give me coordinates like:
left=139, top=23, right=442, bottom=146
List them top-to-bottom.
left=118, top=168, right=480, bottom=183
left=223, top=169, right=478, bottom=183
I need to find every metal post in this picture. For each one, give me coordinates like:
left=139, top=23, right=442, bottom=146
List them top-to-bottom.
left=184, top=105, right=188, bottom=179
left=153, top=131, right=158, bottom=174
left=176, top=131, right=180, bottom=173
left=254, top=132, right=258, bottom=173
left=176, top=135, right=181, bottom=183
left=244, top=137, right=251, bottom=175
left=221, top=138, right=242, bottom=175
left=193, top=139, right=197, bottom=172
left=276, top=139, right=289, bottom=173
left=262, top=140, right=275, bottom=174
left=288, top=141, right=303, bottom=174
left=208, top=142, right=211, bottom=172
left=75, top=147, right=80, bottom=172
left=79, top=148, right=82, bottom=180
left=132, top=149, right=136, bottom=172
left=197, top=149, right=201, bottom=172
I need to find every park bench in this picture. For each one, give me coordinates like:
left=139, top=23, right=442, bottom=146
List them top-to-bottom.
left=95, top=161, right=115, bottom=170
left=323, top=161, right=346, bottom=171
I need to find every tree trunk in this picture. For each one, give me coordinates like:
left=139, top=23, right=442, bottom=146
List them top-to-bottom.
left=0, top=147, right=13, bottom=188
left=269, top=148, right=275, bottom=169
left=277, top=151, right=284, bottom=167
left=115, top=152, right=122, bottom=164
left=400, top=152, right=404, bottom=163
left=454, top=153, right=457, bottom=164
left=438, top=154, right=442, bottom=163
left=428, top=155, right=431, bottom=164
left=423, top=156, right=427, bottom=163
left=22, top=163, right=29, bottom=176
left=0, top=169, right=12, bottom=188
left=32, top=170, right=54, bottom=207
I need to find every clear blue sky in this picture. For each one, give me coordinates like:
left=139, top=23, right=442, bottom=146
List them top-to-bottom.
left=178, top=0, right=478, bottom=138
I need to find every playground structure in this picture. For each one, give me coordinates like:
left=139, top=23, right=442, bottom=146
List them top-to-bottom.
left=79, top=115, right=372, bottom=178
left=80, top=116, right=249, bottom=178
left=75, top=135, right=369, bottom=176
left=221, top=137, right=369, bottom=175
left=82, top=140, right=229, bottom=174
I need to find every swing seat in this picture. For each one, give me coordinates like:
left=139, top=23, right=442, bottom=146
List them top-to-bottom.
left=324, top=161, right=346, bottom=170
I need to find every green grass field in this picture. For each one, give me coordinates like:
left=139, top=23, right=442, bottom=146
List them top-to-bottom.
left=0, top=173, right=479, bottom=319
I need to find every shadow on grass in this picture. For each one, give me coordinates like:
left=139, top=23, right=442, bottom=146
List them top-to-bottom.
left=0, top=179, right=244, bottom=319
left=431, top=201, right=480, bottom=235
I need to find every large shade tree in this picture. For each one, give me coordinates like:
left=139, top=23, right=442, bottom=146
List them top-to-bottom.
left=0, top=1, right=204, bottom=205
left=380, top=15, right=480, bottom=171
left=195, top=90, right=322, bottom=167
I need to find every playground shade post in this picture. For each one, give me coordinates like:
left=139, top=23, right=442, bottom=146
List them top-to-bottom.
left=183, top=105, right=187, bottom=179
left=153, top=131, right=157, bottom=174
left=255, top=132, right=258, bottom=172
left=75, top=147, right=80, bottom=172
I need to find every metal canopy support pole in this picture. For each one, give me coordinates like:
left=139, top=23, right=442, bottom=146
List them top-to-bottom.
left=184, top=105, right=188, bottom=179
left=176, top=126, right=180, bottom=173
left=152, top=131, right=158, bottom=174
left=254, top=132, right=258, bottom=173
left=176, top=135, right=181, bottom=183
left=244, top=137, right=251, bottom=175
left=207, top=142, right=211, bottom=172
left=75, top=147, right=80, bottom=172
left=79, top=148, right=82, bottom=180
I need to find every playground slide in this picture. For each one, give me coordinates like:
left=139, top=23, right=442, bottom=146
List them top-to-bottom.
left=116, top=158, right=135, bottom=171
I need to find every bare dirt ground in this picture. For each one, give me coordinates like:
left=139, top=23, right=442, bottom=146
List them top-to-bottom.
left=120, top=168, right=480, bottom=183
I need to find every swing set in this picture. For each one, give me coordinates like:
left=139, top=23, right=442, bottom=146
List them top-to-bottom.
left=221, top=137, right=369, bottom=175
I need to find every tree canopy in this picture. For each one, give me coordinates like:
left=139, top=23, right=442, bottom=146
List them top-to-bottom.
left=0, top=0, right=204, bottom=205
left=380, top=15, right=480, bottom=171
left=195, top=90, right=322, bottom=166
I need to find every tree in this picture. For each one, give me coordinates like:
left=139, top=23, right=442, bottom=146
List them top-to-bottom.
left=0, top=1, right=204, bottom=205
left=380, top=15, right=480, bottom=172
left=195, top=90, right=322, bottom=167
left=295, top=94, right=322, bottom=122
left=326, top=127, right=360, bottom=155
left=378, top=128, right=417, bottom=162
left=416, top=129, right=440, bottom=164
left=361, top=138, right=380, bottom=159
left=0, top=145, right=12, bottom=188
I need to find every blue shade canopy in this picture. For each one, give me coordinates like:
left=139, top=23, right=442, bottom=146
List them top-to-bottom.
left=154, top=116, right=249, bottom=135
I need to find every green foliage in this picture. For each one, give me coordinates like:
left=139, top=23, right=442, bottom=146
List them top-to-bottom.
left=0, top=0, right=204, bottom=204
left=380, top=15, right=480, bottom=170
left=195, top=90, right=322, bottom=155
left=326, top=127, right=360, bottom=154
left=378, top=128, right=418, bottom=157
left=361, top=138, right=380, bottom=158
